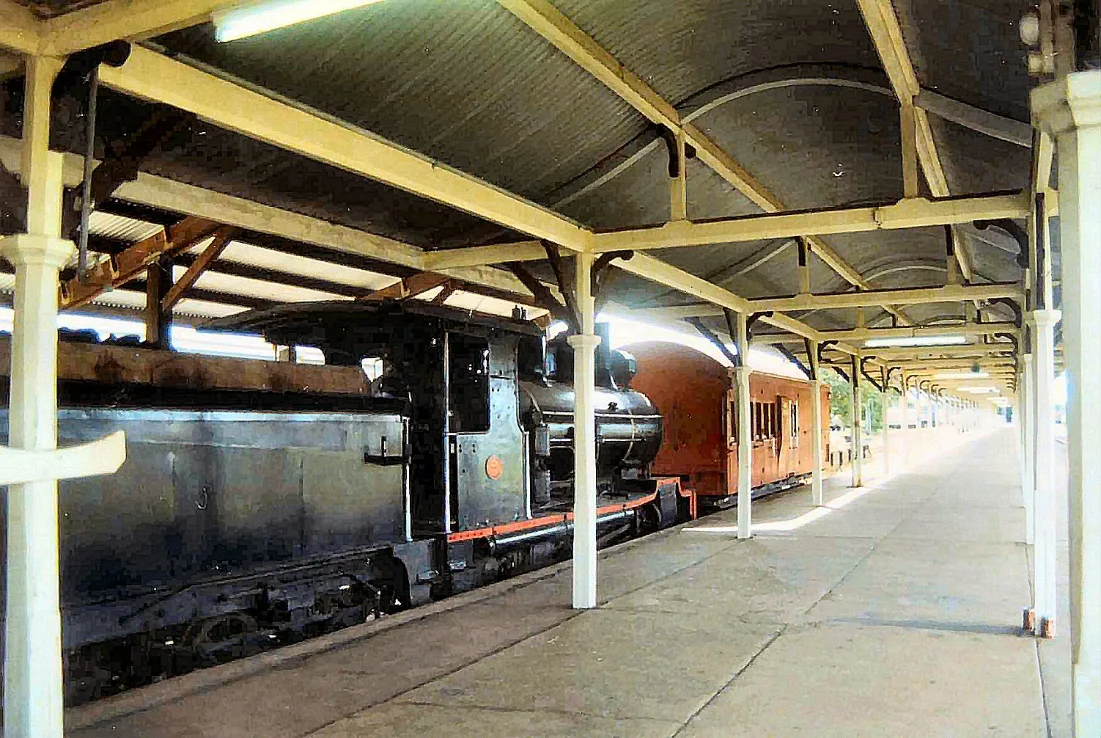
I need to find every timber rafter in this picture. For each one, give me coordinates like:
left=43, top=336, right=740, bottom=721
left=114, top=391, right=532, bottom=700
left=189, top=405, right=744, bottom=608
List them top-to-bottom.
left=60, top=216, right=222, bottom=309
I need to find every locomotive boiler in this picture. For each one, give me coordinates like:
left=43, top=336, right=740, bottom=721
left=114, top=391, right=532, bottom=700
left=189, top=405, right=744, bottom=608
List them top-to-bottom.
left=0, top=301, right=683, bottom=702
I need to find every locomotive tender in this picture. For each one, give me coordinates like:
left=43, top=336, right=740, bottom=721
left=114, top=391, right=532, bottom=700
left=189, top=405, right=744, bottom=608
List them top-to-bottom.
left=0, top=302, right=685, bottom=701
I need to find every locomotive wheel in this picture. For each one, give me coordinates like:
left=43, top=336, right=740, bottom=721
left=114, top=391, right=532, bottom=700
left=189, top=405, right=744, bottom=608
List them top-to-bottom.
left=636, top=504, right=661, bottom=535
left=183, top=613, right=260, bottom=666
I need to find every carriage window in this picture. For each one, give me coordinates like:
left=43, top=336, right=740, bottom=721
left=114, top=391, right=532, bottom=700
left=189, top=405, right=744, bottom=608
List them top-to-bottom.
left=448, top=334, right=490, bottom=433
left=791, top=401, right=799, bottom=447
left=768, top=403, right=777, bottom=439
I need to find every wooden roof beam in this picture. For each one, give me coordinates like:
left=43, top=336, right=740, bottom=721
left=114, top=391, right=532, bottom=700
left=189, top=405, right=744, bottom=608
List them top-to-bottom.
left=0, top=0, right=41, bottom=55
left=856, top=0, right=975, bottom=282
left=41, top=1, right=238, bottom=56
left=97, top=46, right=592, bottom=253
left=0, top=134, right=564, bottom=304
left=594, top=192, right=1029, bottom=253
left=60, top=216, right=222, bottom=309
left=160, top=225, right=236, bottom=311
left=423, top=241, right=547, bottom=270
left=610, top=253, right=869, bottom=357
left=357, top=272, right=452, bottom=303
left=630, top=282, right=1022, bottom=320
left=812, top=322, right=1019, bottom=343
left=862, top=345, right=1015, bottom=361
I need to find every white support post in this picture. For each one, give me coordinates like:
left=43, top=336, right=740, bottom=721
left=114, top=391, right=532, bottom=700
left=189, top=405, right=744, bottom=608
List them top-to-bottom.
left=4, top=55, right=72, bottom=738
left=1034, top=69, right=1101, bottom=736
left=567, top=253, right=599, bottom=610
left=1032, top=309, right=1061, bottom=636
left=734, top=312, right=752, bottom=538
left=809, top=341, right=825, bottom=506
left=1021, top=354, right=1036, bottom=545
left=851, top=355, right=863, bottom=487
left=881, top=368, right=891, bottom=476
left=900, top=381, right=910, bottom=463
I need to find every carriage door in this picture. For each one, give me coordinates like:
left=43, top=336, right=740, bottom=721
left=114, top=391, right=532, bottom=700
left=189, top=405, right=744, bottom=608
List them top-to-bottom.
left=724, top=383, right=737, bottom=495
left=778, top=396, right=795, bottom=474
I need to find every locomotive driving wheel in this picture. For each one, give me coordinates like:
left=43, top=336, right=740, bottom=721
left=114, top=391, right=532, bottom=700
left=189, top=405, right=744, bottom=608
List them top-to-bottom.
left=183, top=613, right=260, bottom=666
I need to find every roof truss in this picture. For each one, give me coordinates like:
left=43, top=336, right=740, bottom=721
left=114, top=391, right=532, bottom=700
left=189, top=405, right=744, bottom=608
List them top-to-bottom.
left=496, top=0, right=916, bottom=325
left=855, top=0, right=974, bottom=282
left=96, top=46, right=591, bottom=252
left=593, top=193, right=1029, bottom=253
left=631, top=283, right=1022, bottom=321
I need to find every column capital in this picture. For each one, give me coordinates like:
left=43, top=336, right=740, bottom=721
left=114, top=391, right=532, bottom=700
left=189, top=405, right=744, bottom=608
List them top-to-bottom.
left=1032, top=70, right=1101, bottom=135
left=0, top=234, right=74, bottom=270
left=1029, top=309, right=1062, bottom=328
left=566, top=334, right=601, bottom=350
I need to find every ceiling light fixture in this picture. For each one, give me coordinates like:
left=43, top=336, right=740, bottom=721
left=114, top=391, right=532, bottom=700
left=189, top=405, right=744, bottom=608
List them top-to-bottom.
left=214, top=0, right=385, bottom=42
left=864, top=335, right=968, bottom=348
left=935, top=371, right=990, bottom=380
left=959, top=386, right=999, bottom=394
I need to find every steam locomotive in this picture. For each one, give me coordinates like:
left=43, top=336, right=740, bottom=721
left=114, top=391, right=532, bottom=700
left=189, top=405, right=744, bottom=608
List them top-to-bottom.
left=0, top=302, right=686, bottom=702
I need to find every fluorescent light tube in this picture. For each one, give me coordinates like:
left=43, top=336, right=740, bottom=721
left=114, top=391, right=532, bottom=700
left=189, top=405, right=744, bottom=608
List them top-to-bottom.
left=214, top=0, right=385, bottom=42
left=864, top=335, right=968, bottom=348
left=935, top=371, right=990, bottom=380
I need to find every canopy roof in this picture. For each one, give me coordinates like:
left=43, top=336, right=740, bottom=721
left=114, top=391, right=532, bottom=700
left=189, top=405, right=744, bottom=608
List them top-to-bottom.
left=0, top=0, right=1044, bottom=391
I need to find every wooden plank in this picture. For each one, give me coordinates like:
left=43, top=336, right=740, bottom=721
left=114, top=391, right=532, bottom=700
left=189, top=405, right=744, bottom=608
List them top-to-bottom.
left=60, top=216, right=221, bottom=309
left=161, top=226, right=236, bottom=311
left=357, top=271, right=452, bottom=303
left=0, top=338, right=369, bottom=395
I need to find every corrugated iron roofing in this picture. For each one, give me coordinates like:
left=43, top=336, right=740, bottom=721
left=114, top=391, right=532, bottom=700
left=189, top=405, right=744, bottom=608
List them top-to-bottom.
left=9, top=0, right=1031, bottom=327
left=158, top=0, right=648, bottom=206
left=552, top=0, right=881, bottom=106
left=897, top=0, right=1033, bottom=122
left=88, top=211, right=163, bottom=242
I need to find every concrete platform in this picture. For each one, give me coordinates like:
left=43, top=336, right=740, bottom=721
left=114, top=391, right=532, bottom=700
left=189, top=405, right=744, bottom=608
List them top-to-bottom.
left=68, top=426, right=1062, bottom=737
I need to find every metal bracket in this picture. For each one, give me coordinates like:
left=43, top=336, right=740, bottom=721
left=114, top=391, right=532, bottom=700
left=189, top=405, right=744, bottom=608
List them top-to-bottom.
left=655, top=125, right=696, bottom=178
left=974, top=218, right=1029, bottom=270
left=592, top=250, right=633, bottom=314
left=505, top=260, right=576, bottom=333
left=990, top=297, right=1024, bottom=328
left=722, top=309, right=742, bottom=367
left=746, top=311, right=773, bottom=341
left=687, top=317, right=740, bottom=368
left=994, top=331, right=1020, bottom=356
left=817, top=340, right=840, bottom=367
left=774, top=343, right=814, bottom=380
left=860, top=357, right=884, bottom=392
left=885, top=366, right=903, bottom=394
left=0, top=431, right=126, bottom=486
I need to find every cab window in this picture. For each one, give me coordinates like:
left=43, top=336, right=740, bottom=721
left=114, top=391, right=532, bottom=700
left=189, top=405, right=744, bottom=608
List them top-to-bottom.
left=448, top=334, right=490, bottom=433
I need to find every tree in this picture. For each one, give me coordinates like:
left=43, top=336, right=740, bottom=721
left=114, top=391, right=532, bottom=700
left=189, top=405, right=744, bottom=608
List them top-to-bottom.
left=821, top=366, right=884, bottom=433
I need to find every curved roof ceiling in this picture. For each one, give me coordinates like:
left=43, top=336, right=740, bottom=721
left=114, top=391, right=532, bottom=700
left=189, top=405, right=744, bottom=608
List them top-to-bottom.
left=2, top=0, right=1039, bottom=356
